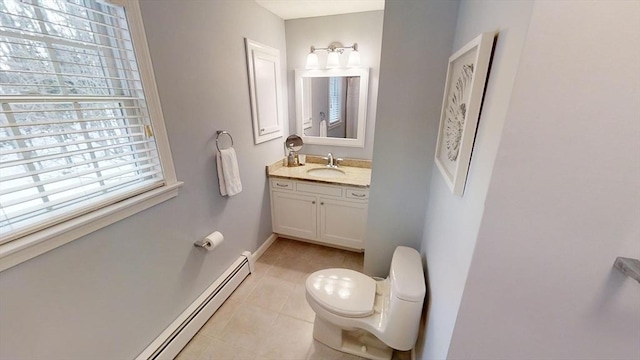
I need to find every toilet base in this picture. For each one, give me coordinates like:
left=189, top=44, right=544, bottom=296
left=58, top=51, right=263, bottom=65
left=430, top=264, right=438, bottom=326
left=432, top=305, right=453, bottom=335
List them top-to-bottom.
left=313, top=316, right=393, bottom=360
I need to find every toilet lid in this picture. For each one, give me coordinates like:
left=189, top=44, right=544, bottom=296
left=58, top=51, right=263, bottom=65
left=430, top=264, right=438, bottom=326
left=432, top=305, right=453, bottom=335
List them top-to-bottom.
left=305, top=268, right=376, bottom=318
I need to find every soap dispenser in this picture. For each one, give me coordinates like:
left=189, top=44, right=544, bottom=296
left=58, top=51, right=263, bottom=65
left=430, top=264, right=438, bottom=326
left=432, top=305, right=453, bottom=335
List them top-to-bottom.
left=287, top=150, right=295, bottom=167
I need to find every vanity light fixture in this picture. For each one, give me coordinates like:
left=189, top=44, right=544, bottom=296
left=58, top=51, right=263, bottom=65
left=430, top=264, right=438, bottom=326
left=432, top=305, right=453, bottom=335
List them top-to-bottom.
left=305, top=42, right=360, bottom=69
left=306, top=47, right=319, bottom=69
left=326, top=50, right=340, bottom=69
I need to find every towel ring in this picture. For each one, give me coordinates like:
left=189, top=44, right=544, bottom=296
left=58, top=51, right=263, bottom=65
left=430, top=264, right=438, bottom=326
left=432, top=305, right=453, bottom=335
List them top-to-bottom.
left=216, top=130, right=234, bottom=151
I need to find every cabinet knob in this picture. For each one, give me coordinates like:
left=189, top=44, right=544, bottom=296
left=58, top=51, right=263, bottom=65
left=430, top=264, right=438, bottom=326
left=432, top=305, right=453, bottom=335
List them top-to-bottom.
left=312, top=201, right=316, bottom=204
left=321, top=202, right=324, bottom=205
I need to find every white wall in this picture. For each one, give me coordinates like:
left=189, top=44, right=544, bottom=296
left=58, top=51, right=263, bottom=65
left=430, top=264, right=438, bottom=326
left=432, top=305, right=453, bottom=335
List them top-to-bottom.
left=364, top=0, right=459, bottom=276
left=416, top=1, right=534, bottom=359
left=448, top=1, right=640, bottom=358
left=0, top=2, right=286, bottom=359
left=285, top=11, right=383, bottom=160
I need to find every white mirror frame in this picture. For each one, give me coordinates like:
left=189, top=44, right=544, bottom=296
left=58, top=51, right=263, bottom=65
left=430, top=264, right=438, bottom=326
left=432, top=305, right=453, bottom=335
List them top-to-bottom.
left=295, top=68, right=369, bottom=147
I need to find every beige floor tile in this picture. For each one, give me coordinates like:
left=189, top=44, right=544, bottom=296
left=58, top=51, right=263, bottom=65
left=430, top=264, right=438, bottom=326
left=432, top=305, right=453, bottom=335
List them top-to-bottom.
left=258, top=237, right=291, bottom=261
left=263, top=237, right=292, bottom=256
left=280, top=239, right=318, bottom=259
left=307, top=245, right=348, bottom=267
left=257, top=249, right=280, bottom=265
left=343, top=251, right=364, bottom=271
left=267, top=255, right=312, bottom=283
left=251, top=260, right=273, bottom=279
left=227, top=272, right=261, bottom=303
left=245, top=274, right=295, bottom=312
left=280, top=283, right=316, bottom=323
left=199, top=298, right=242, bottom=338
left=218, top=304, right=279, bottom=347
left=259, top=314, right=314, bottom=359
left=175, top=334, right=212, bottom=360
left=197, top=338, right=266, bottom=360
left=197, top=338, right=237, bottom=360
left=392, top=350, right=412, bottom=360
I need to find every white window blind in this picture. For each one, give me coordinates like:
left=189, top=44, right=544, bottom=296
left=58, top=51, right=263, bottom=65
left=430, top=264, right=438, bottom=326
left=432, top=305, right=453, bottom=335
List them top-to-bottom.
left=0, top=0, right=165, bottom=243
left=328, top=76, right=341, bottom=125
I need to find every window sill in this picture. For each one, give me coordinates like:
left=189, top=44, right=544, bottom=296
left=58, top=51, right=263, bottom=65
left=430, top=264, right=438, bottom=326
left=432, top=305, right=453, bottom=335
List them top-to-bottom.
left=328, top=120, right=342, bottom=130
left=0, top=181, right=183, bottom=272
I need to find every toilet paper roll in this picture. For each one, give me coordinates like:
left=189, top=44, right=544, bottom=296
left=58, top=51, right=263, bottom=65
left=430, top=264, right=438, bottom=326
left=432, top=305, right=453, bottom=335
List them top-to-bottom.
left=195, top=231, right=224, bottom=251
left=203, top=231, right=224, bottom=251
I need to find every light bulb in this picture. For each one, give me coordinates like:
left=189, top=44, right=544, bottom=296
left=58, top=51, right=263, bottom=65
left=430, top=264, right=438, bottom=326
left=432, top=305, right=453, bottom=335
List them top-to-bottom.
left=347, top=50, right=360, bottom=68
left=326, top=51, right=340, bottom=69
left=305, top=52, right=319, bottom=69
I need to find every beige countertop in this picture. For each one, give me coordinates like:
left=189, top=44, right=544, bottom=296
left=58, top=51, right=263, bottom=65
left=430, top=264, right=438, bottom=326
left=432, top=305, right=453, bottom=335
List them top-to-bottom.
left=266, top=156, right=372, bottom=188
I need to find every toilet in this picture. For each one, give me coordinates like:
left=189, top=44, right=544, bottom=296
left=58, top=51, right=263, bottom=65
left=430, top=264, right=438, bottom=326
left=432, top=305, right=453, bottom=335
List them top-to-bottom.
left=305, top=246, right=426, bottom=360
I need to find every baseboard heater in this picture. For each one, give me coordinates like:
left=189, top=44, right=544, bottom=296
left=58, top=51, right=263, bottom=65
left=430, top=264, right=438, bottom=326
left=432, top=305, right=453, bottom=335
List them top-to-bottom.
left=136, top=251, right=254, bottom=360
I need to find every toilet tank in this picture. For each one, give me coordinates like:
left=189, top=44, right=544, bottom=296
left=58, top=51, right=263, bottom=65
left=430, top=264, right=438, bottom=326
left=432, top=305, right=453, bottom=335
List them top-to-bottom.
left=384, top=246, right=426, bottom=350
left=390, top=246, right=426, bottom=302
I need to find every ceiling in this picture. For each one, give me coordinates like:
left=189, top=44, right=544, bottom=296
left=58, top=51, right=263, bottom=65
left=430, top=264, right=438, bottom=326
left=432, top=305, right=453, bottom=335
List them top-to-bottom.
left=254, top=0, right=385, bottom=20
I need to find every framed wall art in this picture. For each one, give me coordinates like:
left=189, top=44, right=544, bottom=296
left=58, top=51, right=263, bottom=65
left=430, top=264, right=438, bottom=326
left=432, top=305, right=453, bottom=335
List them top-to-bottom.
left=434, top=32, right=496, bottom=196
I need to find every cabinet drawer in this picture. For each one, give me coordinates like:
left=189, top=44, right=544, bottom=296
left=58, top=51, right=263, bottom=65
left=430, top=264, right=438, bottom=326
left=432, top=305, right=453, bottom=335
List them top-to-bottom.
left=271, top=179, right=294, bottom=190
left=296, top=181, right=342, bottom=197
left=345, top=188, right=369, bottom=200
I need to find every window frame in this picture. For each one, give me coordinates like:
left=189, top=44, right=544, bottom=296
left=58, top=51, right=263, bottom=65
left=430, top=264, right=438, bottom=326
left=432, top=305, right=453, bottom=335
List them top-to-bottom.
left=0, top=0, right=182, bottom=272
left=327, top=76, right=344, bottom=130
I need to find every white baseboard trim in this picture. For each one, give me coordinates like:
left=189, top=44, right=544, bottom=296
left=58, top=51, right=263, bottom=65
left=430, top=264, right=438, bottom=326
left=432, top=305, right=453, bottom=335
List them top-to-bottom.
left=252, top=233, right=277, bottom=261
left=135, top=254, right=251, bottom=360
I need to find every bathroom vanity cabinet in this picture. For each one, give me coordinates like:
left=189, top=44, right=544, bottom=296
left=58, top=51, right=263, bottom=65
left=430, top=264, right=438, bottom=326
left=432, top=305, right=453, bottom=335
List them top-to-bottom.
left=270, top=178, right=368, bottom=250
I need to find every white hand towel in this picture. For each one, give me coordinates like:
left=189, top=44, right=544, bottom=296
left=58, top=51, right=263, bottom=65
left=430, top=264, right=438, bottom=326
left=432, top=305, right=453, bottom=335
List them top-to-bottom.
left=319, top=119, right=327, bottom=137
left=216, top=148, right=242, bottom=196
left=216, top=151, right=227, bottom=196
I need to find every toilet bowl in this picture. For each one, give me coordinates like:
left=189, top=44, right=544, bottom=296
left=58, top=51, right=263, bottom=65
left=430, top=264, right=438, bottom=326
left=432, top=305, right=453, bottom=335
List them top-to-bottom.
left=305, top=246, right=426, bottom=360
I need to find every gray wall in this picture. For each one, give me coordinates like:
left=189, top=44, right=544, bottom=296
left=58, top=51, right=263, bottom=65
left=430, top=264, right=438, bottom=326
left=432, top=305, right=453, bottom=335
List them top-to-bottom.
left=364, top=0, right=459, bottom=276
left=0, top=1, right=286, bottom=359
left=416, top=1, right=534, bottom=358
left=448, top=1, right=640, bottom=358
left=285, top=11, right=383, bottom=160
left=307, top=77, right=329, bottom=137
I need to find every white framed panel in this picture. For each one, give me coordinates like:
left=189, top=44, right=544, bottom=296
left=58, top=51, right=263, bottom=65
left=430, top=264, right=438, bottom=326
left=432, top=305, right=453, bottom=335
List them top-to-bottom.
left=245, top=39, right=284, bottom=144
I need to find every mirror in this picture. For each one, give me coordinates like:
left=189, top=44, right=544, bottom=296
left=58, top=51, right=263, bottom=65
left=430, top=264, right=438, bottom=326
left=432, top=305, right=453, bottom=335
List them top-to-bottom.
left=295, top=68, right=369, bottom=147
left=285, top=134, right=303, bottom=152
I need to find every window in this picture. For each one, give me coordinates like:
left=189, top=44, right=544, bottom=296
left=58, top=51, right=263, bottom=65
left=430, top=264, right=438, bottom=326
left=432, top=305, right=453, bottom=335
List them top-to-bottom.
left=0, top=0, right=180, bottom=270
left=328, top=76, right=343, bottom=128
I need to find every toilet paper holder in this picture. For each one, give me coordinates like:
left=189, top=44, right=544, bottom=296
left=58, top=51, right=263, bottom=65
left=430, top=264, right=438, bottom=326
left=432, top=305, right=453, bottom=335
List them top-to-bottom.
left=194, top=231, right=224, bottom=251
left=194, top=239, right=212, bottom=249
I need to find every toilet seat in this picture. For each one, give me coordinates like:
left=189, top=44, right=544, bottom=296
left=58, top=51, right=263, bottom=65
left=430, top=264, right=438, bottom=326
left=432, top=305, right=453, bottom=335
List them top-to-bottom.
left=305, top=268, right=376, bottom=318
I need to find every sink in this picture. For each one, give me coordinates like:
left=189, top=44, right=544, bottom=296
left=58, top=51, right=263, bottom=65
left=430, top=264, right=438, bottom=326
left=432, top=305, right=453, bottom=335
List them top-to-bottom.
left=306, top=167, right=347, bottom=178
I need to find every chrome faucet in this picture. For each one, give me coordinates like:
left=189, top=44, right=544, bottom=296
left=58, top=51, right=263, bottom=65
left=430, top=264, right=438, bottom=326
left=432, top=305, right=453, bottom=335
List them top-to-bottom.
left=324, top=152, right=342, bottom=168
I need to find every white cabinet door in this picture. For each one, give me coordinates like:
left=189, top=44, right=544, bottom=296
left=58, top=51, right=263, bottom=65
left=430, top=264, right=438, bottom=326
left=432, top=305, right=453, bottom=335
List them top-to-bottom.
left=245, top=39, right=284, bottom=144
left=272, top=191, right=317, bottom=240
left=319, top=197, right=367, bottom=250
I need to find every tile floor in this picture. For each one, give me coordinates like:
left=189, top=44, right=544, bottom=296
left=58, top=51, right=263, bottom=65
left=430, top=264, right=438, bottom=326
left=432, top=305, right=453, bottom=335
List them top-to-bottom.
left=175, top=237, right=411, bottom=360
